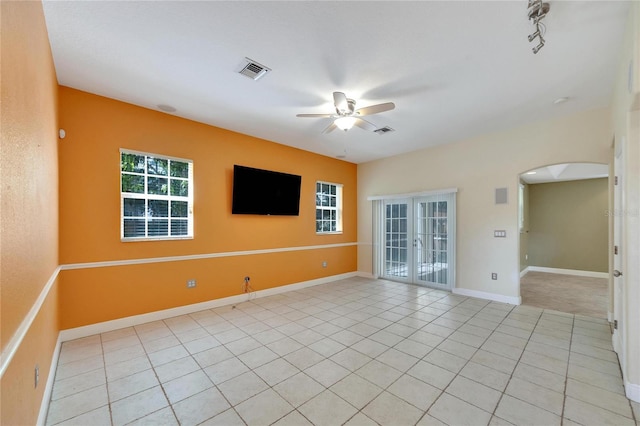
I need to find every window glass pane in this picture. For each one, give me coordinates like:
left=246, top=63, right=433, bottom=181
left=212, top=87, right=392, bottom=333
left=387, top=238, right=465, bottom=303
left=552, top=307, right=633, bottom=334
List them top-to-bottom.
left=121, top=150, right=192, bottom=240
left=121, top=153, right=145, bottom=173
left=147, top=157, right=168, bottom=176
left=170, top=161, right=189, bottom=178
left=122, top=174, right=144, bottom=193
left=147, top=177, right=168, bottom=195
left=170, top=179, right=188, bottom=197
left=315, top=182, right=342, bottom=234
left=123, top=198, right=145, bottom=217
left=148, top=199, right=168, bottom=218
left=171, top=201, right=188, bottom=218
left=124, top=219, right=145, bottom=237
left=148, top=219, right=168, bottom=236
left=171, top=219, right=188, bottom=236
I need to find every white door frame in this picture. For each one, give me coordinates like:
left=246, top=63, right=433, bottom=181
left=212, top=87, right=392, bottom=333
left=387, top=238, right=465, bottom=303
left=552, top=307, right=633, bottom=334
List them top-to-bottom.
left=612, top=136, right=625, bottom=367
left=380, top=194, right=456, bottom=290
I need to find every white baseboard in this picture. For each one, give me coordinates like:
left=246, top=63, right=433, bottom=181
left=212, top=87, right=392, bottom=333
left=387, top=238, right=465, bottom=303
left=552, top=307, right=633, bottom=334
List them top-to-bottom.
left=526, top=266, right=608, bottom=279
left=519, top=267, right=530, bottom=278
left=356, top=271, right=375, bottom=279
left=59, top=272, right=358, bottom=342
left=452, top=287, right=521, bottom=305
left=608, top=311, right=614, bottom=323
left=37, top=334, right=62, bottom=426
left=625, top=380, right=640, bottom=403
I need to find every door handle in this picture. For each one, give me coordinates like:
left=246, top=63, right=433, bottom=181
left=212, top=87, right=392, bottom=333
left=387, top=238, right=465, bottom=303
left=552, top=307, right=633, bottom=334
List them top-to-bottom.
left=613, top=270, right=623, bottom=277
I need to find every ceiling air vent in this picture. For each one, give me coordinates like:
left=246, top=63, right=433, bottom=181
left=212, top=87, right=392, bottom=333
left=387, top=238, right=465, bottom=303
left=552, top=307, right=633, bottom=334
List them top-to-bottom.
left=237, top=57, right=271, bottom=81
left=374, top=126, right=395, bottom=135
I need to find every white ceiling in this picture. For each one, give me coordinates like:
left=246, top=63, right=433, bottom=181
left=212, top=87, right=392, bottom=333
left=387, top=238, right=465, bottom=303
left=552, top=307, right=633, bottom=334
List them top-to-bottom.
left=42, top=1, right=629, bottom=164
left=520, top=163, right=609, bottom=184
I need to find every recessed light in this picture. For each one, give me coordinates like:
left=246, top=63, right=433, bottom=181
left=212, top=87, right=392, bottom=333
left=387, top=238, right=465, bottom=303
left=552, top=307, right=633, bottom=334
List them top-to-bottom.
left=553, top=97, right=569, bottom=105
left=157, top=104, right=177, bottom=113
left=526, top=171, right=537, bottom=175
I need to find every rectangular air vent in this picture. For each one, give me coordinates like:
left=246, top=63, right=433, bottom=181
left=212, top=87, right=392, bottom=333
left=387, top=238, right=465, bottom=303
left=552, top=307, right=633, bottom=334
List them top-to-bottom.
left=237, top=57, right=271, bottom=81
left=374, top=126, right=395, bottom=135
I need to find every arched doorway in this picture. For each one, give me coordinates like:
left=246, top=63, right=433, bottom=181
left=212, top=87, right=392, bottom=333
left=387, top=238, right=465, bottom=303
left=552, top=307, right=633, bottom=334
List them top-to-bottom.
left=517, top=162, right=610, bottom=317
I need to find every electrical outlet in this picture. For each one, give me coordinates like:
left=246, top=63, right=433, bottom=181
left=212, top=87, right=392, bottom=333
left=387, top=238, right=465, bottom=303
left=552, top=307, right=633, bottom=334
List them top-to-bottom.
left=525, top=254, right=528, bottom=260
left=322, top=261, right=327, bottom=268
left=491, top=273, right=498, bottom=280
left=186, top=279, right=196, bottom=288
left=35, top=365, right=39, bottom=388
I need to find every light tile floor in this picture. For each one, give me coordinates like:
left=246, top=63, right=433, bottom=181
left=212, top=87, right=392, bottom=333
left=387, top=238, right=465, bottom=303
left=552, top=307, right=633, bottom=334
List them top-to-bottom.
left=46, top=277, right=639, bottom=426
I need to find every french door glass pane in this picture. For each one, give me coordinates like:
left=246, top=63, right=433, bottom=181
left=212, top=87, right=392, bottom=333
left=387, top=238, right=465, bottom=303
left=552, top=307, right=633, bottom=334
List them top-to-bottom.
left=417, top=199, right=448, bottom=286
left=384, top=202, right=409, bottom=279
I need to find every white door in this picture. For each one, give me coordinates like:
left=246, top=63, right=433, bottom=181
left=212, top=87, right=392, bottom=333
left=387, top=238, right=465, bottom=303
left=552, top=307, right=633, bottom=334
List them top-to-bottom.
left=612, top=138, right=625, bottom=369
left=382, top=194, right=455, bottom=290
left=415, top=195, right=455, bottom=290
left=382, top=200, right=412, bottom=282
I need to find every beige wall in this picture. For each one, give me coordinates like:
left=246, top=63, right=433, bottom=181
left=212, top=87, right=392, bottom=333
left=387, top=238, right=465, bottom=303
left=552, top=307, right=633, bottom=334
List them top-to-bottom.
left=0, top=1, right=61, bottom=424
left=610, top=1, right=640, bottom=401
left=358, top=107, right=612, bottom=302
left=527, top=178, right=608, bottom=272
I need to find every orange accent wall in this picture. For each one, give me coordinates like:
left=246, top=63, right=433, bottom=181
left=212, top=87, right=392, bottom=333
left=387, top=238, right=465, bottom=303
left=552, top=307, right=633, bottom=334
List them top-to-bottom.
left=1, top=1, right=60, bottom=424
left=58, top=87, right=358, bottom=328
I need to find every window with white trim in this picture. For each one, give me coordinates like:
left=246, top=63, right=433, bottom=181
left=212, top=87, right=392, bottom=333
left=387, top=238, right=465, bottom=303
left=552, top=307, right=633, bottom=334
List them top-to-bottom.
left=120, top=150, right=193, bottom=240
left=316, top=181, right=343, bottom=233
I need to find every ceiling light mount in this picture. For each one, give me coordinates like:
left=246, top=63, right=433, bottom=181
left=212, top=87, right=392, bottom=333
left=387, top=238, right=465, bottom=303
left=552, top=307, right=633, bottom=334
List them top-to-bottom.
left=527, top=0, right=550, bottom=54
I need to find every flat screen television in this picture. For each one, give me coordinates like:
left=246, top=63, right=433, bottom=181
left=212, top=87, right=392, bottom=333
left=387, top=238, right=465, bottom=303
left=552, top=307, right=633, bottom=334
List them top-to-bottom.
left=232, top=165, right=302, bottom=216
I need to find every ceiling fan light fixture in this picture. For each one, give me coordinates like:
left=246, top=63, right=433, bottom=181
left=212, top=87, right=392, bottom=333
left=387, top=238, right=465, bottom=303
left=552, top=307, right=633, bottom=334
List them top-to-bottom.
left=335, top=116, right=357, bottom=131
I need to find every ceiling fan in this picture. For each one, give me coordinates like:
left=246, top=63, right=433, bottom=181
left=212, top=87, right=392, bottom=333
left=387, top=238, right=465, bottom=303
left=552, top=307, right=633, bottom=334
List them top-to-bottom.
left=296, top=92, right=395, bottom=133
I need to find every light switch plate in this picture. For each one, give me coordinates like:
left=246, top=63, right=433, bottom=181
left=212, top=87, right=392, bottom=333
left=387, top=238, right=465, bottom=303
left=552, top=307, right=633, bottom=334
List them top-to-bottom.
left=494, top=230, right=506, bottom=238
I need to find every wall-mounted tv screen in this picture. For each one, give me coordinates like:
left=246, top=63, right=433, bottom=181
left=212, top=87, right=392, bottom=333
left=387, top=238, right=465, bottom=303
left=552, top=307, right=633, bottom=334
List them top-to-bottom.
left=232, top=165, right=302, bottom=216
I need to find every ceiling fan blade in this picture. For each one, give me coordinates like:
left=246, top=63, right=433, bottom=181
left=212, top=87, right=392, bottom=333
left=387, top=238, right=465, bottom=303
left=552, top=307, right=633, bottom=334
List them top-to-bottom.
left=333, top=92, right=349, bottom=113
left=356, top=102, right=395, bottom=116
left=296, top=113, right=333, bottom=118
left=354, top=118, right=377, bottom=132
left=323, top=122, right=337, bottom=134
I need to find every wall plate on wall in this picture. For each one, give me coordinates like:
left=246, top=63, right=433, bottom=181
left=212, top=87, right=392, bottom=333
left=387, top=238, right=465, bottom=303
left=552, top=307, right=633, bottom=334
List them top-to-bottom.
left=495, top=187, right=508, bottom=204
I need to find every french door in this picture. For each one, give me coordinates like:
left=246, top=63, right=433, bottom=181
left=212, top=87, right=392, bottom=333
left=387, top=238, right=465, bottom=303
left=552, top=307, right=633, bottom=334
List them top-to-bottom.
left=381, top=193, right=455, bottom=290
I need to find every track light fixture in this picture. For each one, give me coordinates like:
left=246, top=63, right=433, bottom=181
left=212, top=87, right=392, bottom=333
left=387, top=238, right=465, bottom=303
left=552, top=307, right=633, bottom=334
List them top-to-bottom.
left=527, top=0, right=550, bottom=54
left=527, top=30, right=540, bottom=43
left=532, top=41, right=545, bottom=54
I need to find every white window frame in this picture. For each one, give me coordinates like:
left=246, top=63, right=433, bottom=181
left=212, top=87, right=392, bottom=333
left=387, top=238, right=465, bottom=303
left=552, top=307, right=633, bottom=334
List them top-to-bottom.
left=120, top=149, right=194, bottom=241
left=316, top=181, right=343, bottom=234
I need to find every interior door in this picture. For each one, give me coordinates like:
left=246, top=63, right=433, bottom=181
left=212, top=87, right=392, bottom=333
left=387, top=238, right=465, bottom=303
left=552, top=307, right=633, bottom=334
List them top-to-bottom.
left=613, top=138, right=625, bottom=368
